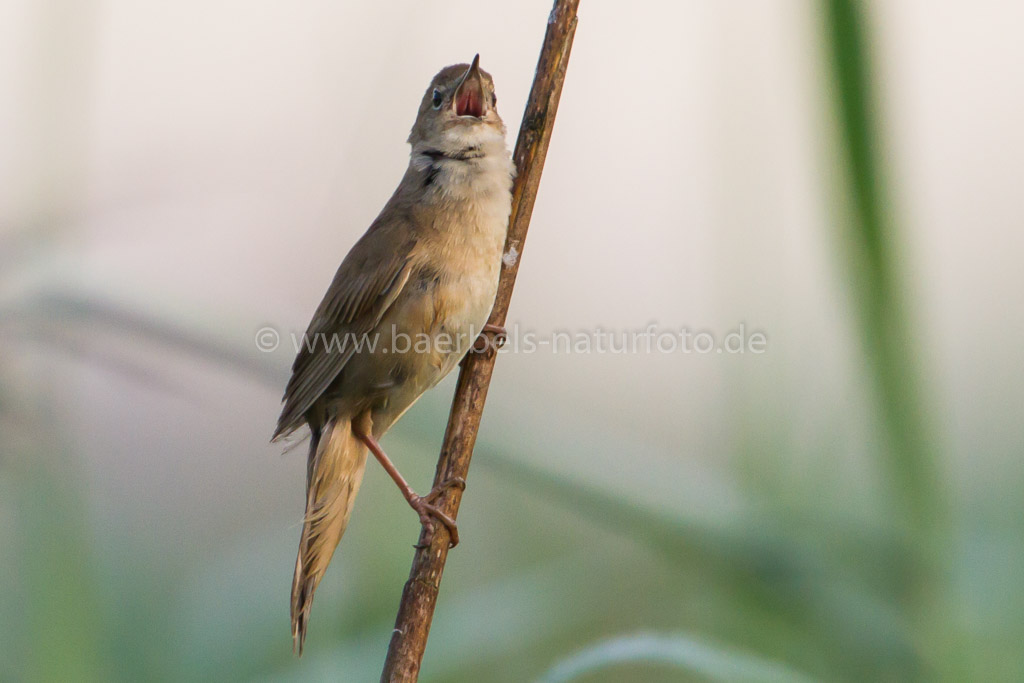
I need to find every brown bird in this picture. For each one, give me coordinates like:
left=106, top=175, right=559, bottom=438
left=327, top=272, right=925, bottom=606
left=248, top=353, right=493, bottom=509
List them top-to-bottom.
left=272, top=55, right=513, bottom=654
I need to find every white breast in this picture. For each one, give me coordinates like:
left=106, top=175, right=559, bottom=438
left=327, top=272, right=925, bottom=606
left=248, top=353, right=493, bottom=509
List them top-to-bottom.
left=438, top=167, right=511, bottom=355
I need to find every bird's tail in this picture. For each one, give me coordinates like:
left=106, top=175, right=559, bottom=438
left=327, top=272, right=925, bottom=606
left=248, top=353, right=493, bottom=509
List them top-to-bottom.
left=291, top=414, right=368, bottom=655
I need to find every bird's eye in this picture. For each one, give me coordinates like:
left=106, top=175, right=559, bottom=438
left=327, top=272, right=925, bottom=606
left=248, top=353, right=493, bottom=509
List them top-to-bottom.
left=431, top=89, right=443, bottom=109
left=492, top=92, right=497, bottom=106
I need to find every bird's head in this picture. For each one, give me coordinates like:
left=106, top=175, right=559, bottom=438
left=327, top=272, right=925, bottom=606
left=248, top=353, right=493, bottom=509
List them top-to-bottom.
left=408, top=55, right=505, bottom=153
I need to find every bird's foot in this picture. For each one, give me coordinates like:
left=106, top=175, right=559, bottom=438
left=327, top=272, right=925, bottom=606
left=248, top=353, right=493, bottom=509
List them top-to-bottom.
left=477, top=323, right=507, bottom=351
left=462, top=324, right=507, bottom=367
left=356, top=425, right=464, bottom=548
left=424, top=476, right=466, bottom=503
left=410, top=481, right=463, bottom=549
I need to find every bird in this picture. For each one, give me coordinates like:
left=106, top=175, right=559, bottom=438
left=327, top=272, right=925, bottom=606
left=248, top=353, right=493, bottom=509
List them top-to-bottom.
left=272, top=55, right=513, bottom=655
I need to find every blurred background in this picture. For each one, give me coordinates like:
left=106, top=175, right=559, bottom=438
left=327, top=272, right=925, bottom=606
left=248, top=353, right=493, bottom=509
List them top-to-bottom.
left=2, top=0, right=1022, bottom=681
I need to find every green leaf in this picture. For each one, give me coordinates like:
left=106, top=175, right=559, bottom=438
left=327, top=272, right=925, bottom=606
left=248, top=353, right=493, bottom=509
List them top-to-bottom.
left=535, top=633, right=815, bottom=683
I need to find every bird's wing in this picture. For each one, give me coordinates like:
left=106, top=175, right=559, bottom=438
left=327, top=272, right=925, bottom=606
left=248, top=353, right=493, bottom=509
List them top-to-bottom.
left=274, top=224, right=416, bottom=439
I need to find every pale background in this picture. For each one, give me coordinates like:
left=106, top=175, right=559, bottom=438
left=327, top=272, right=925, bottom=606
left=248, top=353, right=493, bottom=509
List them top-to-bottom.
left=2, top=1, right=1022, bottom=681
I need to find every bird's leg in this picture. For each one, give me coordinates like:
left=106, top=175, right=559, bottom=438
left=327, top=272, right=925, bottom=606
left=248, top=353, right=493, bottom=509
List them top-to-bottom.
left=354, top=426, right=463, bottom=547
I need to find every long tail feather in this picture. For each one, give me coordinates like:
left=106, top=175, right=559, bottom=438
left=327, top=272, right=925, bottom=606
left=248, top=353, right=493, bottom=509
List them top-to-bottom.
left=290, top=415, right=368, bottom=654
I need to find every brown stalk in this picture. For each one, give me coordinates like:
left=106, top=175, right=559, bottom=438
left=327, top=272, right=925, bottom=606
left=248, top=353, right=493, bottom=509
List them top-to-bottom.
left=378, top=1, right=580, bottom=680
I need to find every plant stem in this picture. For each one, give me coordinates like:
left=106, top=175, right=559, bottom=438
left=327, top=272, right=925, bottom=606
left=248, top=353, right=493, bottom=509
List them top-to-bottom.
left=378, top=1, right=580, bottom=680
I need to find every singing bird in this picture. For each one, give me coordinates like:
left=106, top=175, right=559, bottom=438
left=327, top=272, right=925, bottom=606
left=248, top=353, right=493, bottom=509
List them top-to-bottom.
left=272, top=55, right=513, bottom=653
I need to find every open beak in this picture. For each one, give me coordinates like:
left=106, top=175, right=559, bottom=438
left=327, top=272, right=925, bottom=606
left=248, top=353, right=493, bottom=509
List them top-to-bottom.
left=453, top=54, right=487, bottom=118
